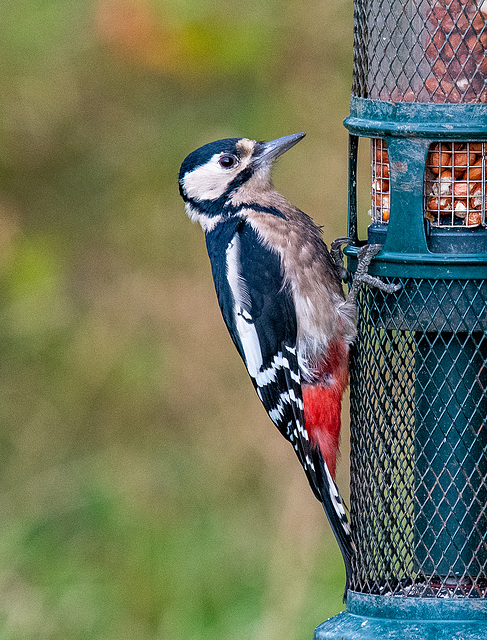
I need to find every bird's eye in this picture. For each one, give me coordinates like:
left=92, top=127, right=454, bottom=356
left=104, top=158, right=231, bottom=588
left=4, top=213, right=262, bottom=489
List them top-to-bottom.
left=219, top=154, right=237, bottom=169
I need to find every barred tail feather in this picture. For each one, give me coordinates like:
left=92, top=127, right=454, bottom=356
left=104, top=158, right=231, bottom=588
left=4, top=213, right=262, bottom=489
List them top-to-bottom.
left=250, top=341, right=353, bottom=598
left=281, top=363, right=353, bottom=597
left=315, top=451, right=353, bottom=597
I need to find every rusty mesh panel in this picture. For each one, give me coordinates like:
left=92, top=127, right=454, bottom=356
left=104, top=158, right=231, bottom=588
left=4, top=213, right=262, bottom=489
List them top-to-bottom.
left=352, top=0, right=487, bottom=102
left=349, top=278, right=487, bottom=596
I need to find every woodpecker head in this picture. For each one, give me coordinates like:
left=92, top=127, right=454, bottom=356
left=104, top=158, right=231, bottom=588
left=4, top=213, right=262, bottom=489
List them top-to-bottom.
left=179, top=133, right=305, bottom=228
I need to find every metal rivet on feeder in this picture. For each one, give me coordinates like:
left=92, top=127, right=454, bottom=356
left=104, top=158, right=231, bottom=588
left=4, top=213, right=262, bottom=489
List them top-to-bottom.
left=315, top=0, right=487, bottom=638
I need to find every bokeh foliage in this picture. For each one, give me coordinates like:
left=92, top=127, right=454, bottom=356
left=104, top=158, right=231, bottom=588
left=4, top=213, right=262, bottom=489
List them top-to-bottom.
left=0, top=1, right=362, bottom=638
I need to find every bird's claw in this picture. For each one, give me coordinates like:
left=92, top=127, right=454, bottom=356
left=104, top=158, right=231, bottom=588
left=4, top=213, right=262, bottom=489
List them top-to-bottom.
left=330, top=236, right=353, bottom=282
left=347, top=244, right=401, bottom=305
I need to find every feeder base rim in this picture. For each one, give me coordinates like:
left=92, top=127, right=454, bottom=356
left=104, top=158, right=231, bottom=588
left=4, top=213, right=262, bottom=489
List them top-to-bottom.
left=314, top=591, right=487, bottom=640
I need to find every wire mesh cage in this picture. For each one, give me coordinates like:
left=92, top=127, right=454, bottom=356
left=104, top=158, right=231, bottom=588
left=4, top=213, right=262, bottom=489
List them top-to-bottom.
left=344, top=0, right=487, bottom=603
left=352, top=0, right=487, bottom=103
left=315, top=5, right=487, bottom=638
left=349, top=278, right=487, bottom=597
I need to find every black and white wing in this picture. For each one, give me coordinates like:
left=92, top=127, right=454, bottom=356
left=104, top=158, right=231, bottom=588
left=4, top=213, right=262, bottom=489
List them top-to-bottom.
left=208, top=221, right=353, bottom=586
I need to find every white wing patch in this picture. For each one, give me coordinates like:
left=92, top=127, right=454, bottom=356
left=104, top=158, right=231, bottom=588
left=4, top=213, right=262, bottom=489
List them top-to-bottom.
left=226, top=234, right=263, bottom=378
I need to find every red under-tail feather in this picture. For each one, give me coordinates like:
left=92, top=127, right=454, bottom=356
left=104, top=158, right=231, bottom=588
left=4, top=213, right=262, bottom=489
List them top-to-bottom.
left=302, top=338, right=349, bottom=479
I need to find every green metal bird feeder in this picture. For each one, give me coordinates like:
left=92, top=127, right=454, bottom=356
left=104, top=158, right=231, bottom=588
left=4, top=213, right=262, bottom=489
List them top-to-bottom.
left=315, top=0, right=487, bottom=638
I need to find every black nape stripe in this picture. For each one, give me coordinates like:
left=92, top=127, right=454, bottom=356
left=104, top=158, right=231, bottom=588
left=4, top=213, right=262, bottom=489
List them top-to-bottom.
left=184, top=184, right=287, bottom=220
left=185, top=195, right=231, bottom=218
left=186, top=196, right=286, bottom=221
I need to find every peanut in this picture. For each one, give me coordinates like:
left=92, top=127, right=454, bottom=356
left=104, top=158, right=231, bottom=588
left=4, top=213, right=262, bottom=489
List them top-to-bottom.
left=468, top=143, right=484, bottom=153
left=375, top=146, right=389, bottom=164
left=430, top=150, right=452, bottom=174
left=452, top=152, right=477, bottom=177
left=467, top=158, right=485, bottom=181
left=377, top=162, right=390, bottom=179
left=433, top=170, right=453, bottom=196
left=372, top=179, right=389, bottom=193
left=453, top=180, right=469, bottom=197
left=471, top=188, right=484, bottom=209
left=428, top=196, right=451, bottom=212
left=453, top=199, right=468, bottom=218
left=467, top=210, right=482, bottom=227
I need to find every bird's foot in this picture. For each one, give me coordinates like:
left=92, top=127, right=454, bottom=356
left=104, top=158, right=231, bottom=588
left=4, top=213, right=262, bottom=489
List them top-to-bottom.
left=330, top=236, right=352, bottom=282
left=346, top=244, right=401, bottom=306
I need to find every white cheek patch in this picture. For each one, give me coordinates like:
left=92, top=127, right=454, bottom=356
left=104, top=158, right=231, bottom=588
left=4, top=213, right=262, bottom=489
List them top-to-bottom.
left=183, top=149, right=255, bottom=203
left=183, top=153, right=238, bottom=202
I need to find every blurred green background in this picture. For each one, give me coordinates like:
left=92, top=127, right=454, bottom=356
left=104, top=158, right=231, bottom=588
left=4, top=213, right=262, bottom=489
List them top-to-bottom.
left=0, top=1, right=369, bottom=638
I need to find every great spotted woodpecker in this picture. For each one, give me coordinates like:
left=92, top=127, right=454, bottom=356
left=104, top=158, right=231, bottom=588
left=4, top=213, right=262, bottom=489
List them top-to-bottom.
left=179, top=132, right=398, bottom=592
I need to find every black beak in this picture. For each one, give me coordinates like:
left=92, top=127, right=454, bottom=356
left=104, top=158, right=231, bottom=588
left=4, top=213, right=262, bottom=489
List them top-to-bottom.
left=253, top=132, right=306, bottom=168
